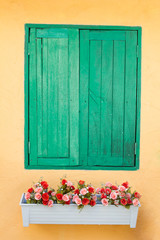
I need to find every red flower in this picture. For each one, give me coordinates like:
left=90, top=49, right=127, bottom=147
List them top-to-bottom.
left=62, top=179, right=67, bottom=185
left=79, top=180, right=85, bottom=185
left=41, top=181, right=48, bottom=189
left=122, top=182, right=129, bottom=189
left=111, top=185, right=118, bottom=190
left=71, top=186, right=75, bottom=190
left=88, top=187, right=94, bottom=193
left=28, top=188, right=33, bottom=193
left=100, top=188, right=105, bottom=193
left=105, top=188, right=111, bottom=195
left=74, top=189, right=80, bottom=194
left=48, top=190, right=52, bottom=195
left=134, top=192, right=141, bottom=199
left=42, top=193, right=49, bottom=201
left=56, top=193, right=63, bottom=201
left=101, top=193, right=107, bottom=199
left=82, top=198, right=90, bottom=205
left=120, top=198, right=127, bottom=206
left=127, top=198, right=132, bottom=205
left=43, top=200, right=48, bottom=205
left=65, top=200, right=70, bottom=205
left=90, top=200, right=96, bottom=206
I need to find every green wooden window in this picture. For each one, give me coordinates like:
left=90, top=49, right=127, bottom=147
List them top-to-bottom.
left=25, top=25, right=141, bottom=170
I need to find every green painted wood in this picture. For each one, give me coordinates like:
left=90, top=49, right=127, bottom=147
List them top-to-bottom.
left=24, top=24, right=29, bottom=168
left=26, top=24, right=141, bottom=31
left=25, top=25, right=141, bottom=170
left=135, top=27, right=142, bottom=169
left=29, top=28, right=37, bottom=166
left=37, top=28, right=68, bottom=38
left=68, top=29, right=79, bottom=166
left=79, top=30, right=89, bottom=166
left=90, top=31, right=126, bottom=40
left=123, top=31, right=137, bottom=166
left=37, top=38, right=43, bottom=156
left=42, top=38, right=48, bottom=156
left=47, top=39, right=59, bottom=157
left=57, top=39, right=69, bottom=158
left=88, top=40, right=101, bottom=161
left=101, top=41, right=113, bottom=160
left=112, top=41, right=125, bottom=158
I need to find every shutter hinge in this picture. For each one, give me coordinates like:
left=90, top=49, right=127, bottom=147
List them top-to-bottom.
left=28, top=43, right=30, bottom=55
left=136, top=45, right=139, bottom=58
left=28, top=142, right=30, bottom=154
left=134, top=142, right=137, bottom=155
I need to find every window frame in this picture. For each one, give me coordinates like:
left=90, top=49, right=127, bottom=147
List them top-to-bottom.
left=24, top=24, right=141, bottom=170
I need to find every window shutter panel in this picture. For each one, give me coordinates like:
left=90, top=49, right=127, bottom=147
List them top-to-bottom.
left=29, top=28, right=79, bottom=166
left=80, top=30, right=137, bottom=167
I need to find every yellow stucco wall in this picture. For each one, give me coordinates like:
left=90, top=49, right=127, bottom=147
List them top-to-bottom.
left=0, top=0, right=160, bottom=239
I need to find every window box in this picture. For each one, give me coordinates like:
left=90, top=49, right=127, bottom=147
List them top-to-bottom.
left=20, top=194, right=140, bottom=228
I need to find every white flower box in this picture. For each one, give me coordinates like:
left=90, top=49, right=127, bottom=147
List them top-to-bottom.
left=20, top=194, right=140, bottom=228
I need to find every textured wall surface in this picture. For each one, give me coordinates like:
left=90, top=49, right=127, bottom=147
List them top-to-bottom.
left=0, top=0, right=160, bottom=239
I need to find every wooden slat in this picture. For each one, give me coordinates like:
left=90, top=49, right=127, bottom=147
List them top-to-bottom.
left=29, top=28, right=37, bottom=165
left=37, top=28, right=68, bottom=38
left=68, top=29, right=79, bottom=165
left=79, top=30, right=89, bottom=166
left=90, top=31, right=126, bottom=41
left=123, top=31, right=137, bottom=166
left=37, top=38, right=43, bottom=156
left=42, top=38, right=48, bottom=156
left=57, top=38, right=69, bottom=157
left=47, top=39, right=58, bottom=157
left=88, top=40, right=101, bottom=160
left=101, top=41, right=113, bottom=161
left=112, top=41, right=125, bottom=158
left=88, top=156, right=123, bottom=166
left=38, top=158, right=70, bottom=166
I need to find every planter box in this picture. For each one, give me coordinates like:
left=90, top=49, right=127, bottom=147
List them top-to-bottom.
left=20, top=194, right=140, bottom=228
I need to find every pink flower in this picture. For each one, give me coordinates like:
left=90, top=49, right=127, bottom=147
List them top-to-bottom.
left=67, top=181, right=73, bottom=187
left=105, top=182, right=112, bottom=187
left=118, top=186, right=126, bottom=192
left=35, top=187, right=43, bottom=193
left=80, top=188, right=88, bottom=195
left=96, top=188, right=101, bottom=194
left=115, top=190, right=119, bottom=195
left=25, top=192, right=30, bottom=200
left=51, top=192, right=56, bottom=196
left=110, top=192, right=117, bottom=200
left=120, top=192, right=126, bottom=197
left=35, top=193, right=41, bottom=200
left=125, top=193, right=131, bottom=199
left=62, top=194, right=69, bottom=202
left=69, top=194, right=72, bottom=199
left=72, top=195, right=79, bottom=202
left=92, top=195, right=97, bottom=201
left=75, top=197, right=82, bottom=206
left=101, top=198, right=109, bottom=206
left=133, top=198, right=139, bottom=206
left=48, top=200, right=53, bottom=207
left=114, top=200, right=119, bottom=205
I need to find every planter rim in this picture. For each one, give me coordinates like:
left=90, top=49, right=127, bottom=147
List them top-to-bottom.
left=20, top=193, right=141, bottom=208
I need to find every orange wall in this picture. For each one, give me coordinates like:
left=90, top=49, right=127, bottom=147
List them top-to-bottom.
left=0, top=0, right=160, bottom=239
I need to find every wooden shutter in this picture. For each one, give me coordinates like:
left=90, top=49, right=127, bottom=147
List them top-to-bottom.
left=28, top=28, right=79, bottom=166
left=80, top=30, right=137, bottom=167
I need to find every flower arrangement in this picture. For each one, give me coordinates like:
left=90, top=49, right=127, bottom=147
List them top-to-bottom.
left=24, top=179, right=141, bottom=209
left=72, top=180, right=96, bottom=209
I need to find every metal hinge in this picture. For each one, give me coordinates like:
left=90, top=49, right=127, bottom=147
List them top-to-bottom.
left=28, top=43, right=30, bottom=55
left=136, top=45, right=139, bottom=58
left=28, top=142, right=30, bottom=154
left=134, top=142, right=137, bottom=155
